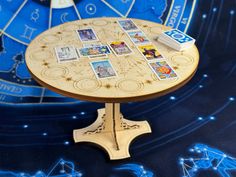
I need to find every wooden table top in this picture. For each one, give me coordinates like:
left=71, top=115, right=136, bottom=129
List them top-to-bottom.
left=25, top=17, right=199, bottom=103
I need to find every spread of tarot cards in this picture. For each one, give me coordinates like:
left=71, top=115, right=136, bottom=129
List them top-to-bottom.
left=26, top=17, right=199, bottom=102
left=53, top=19, right=195, bottom=80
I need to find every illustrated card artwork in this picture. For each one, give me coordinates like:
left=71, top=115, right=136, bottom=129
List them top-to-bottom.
left=118, top=19, right=138, bottom=31
left=77, top=28, right=98, bottom=42
left=163, top=29, right=195, bottom=44
left=127, top=31, right=150, bottom=45
left=109, top=41, right=133, bottom=56
left=83, top=43, right=107, bottom=58
left=138, top=44, right=164, bottom=61
left=79, top=45, right=111, bottom=57
left=54, top=46, right=79, bottom=63
left=90, top=60, right=117, bottom=79
left=149, top=61, right=178, bottom=80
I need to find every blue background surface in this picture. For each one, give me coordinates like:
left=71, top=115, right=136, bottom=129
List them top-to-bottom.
left=0, top=0, right=236, bottom=177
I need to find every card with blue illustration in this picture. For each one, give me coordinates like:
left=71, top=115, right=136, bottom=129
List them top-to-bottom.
left=118, top=19, right=138, bottom=31
left=77, top=28, right=98, bottom=42
left=163, top=29, right=195, bottom=44
left=127, top=30, right=150, bottom=45
left=83, top=43, right=107, bottom=58
left=79, top=45, right=111, bottom=57
left=90, top=60, right=117, bottom=79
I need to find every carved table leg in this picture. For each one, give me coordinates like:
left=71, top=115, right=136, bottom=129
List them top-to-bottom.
left=73, top=103, right=151, bottom=160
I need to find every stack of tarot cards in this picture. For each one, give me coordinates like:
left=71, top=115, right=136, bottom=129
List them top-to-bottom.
left=158, top=29, right=195, bottom=51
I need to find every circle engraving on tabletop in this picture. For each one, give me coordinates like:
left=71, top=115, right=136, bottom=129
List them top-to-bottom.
left=92, top=19, right=109, bottom=26
left=60, top=23, right=80, bottom=31
left=149, top=26, right=163, bottom=34
left=39, top=34, right=61, bottom=44
left=30, top=51, right=53, bottom=61
left=171, top=54, right=194, bottom=66
left=41, top=66, right=69, bottom=80
left=73, top=78, right=102, bottom=92
left=116, top=79, right=144, bottom=93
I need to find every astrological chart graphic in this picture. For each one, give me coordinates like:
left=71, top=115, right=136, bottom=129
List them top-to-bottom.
left=0, top=0, right=236, bottom=177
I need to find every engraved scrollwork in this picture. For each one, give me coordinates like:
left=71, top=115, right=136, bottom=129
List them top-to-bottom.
left=84, top=114, right=106, bottom=135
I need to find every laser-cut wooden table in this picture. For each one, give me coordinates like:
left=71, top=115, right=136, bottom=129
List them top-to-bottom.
left=25, top=17, right=199, bottom=160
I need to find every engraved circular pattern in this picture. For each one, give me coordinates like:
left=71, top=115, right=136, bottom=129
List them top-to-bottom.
left=25, top=18, right=199, bottom=102
left=92, top=19, right=109, bottom=26
left=61, top=23, right=80, bottom=31
left=149, top=26, right=166, bottom=34
left=39, top=34, right=61, bottom=44
left=30, top=51, right=53, bottom=61
left=171, top=54, right=194, bottom=66
left=41, top=66, right=69, bottom=80
left=73, top=78, right=101, bottom=92
left=116, top=79, right=144, bottom=93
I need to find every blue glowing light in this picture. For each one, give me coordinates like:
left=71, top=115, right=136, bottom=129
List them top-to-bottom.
left=170, top=96, right=176, bottom=100
left=80, top=112, right=85, bottom=115
left=72, top=115, right=77, bottom=119
left=209, top=116, right=215, bottom=120
left=198, top=117, right=203, bottom=120
left=23, top=125, right=28, bottom=128
left=64, top=141, right=70, bottom=145
left=114, top=164, right=154, bottom=177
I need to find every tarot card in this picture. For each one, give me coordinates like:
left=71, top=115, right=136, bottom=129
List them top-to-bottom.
left=118, top=19, right=138, bottom=31
left=76, top=28, right=98, bottom=42
left=163, top=29, right=195, bottom=44
left=127, top=30, right=150, bottom=45
left=109, top=41, right=133, bottom=56
left=83, top=43, right=107, bottom=58
left=83, top=43, right=102, bottom=48
left=138, top=44, right=164, bottom=61
left=79, top=45, right=111, bottom=57
left=54, top=46, right=79, bottom=63
left=90, top=60, right=117, bottom=79
left=148, top=61, right=178, bottom=80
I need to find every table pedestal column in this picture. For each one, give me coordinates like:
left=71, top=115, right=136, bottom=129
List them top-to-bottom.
left=73, top=103, right=151, bottom=160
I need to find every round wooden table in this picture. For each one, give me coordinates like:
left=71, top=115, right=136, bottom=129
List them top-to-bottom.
left=25, top=17, right=199, bottom=160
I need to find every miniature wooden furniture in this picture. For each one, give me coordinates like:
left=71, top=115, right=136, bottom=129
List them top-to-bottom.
left=25, top=17, right=199, bottom=160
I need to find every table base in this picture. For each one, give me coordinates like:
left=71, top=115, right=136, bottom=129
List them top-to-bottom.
left=73, top=103, right=151, bottom=160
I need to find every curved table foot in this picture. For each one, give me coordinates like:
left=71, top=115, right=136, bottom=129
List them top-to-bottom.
left=73, top=105, right=151, bottom=160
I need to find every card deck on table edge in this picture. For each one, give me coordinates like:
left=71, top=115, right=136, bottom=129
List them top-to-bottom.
left=161, top=29, right=195, bottom=46
left=158, top=37, right=194, bottom=51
